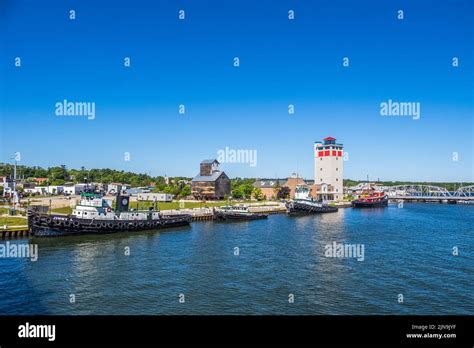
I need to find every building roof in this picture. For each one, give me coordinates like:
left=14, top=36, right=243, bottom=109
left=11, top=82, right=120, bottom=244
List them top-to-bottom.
left=323, top=136, right=336, bottom=141
left=200, top=159, right=219, bottom=165
left=191, top=171, right=225, bottom=182
left=284, top=176, right=306, bottom=184
left=253, top=179, right=286, bottom=188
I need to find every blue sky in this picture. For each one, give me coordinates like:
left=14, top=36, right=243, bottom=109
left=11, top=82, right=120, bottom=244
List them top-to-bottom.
left=1, top=0, right=473, bottom=182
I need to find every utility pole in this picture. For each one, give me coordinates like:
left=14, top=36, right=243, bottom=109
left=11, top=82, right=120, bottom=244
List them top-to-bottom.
left=10, top=156, right=18, bottom=214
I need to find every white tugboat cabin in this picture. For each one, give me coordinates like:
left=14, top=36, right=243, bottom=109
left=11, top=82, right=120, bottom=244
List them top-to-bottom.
left=294, top=185, right=313, bottom=201
left=71, top=193, right=162, bottom=221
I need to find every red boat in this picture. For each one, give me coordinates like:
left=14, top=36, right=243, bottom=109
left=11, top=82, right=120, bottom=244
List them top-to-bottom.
left=352, top=190, right=388, bottom=208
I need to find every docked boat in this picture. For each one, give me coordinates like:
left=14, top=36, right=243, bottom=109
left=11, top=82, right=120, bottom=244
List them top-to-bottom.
left=285, top=185, right=338, bottom=215
left=27, top=190, right=192, bottom=237
left=351, top=190, right=388, bottom=208
left=213, top=205, right=268, bottom=221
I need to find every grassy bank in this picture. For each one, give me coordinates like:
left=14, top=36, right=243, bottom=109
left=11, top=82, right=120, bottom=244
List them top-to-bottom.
left=51, top=206, right=74, bottom=215
left=0, top=216, right=27, bottom=227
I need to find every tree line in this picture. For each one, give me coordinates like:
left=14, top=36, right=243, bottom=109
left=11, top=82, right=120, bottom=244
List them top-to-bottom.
left=0, top=164, right=263, bottom=199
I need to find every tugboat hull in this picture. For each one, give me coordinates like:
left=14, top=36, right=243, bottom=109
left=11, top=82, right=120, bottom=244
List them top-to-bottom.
left=351, top=197, right=388, bottom=208
left=286, top=200, right=338, bottom=215
left=214, top=211, right=268, bottom=221
left=28, top=212, right=192, bottom=237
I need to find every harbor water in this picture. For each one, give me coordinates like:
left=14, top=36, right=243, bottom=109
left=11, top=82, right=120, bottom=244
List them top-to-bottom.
left=0, top=203, right=473, bottom=315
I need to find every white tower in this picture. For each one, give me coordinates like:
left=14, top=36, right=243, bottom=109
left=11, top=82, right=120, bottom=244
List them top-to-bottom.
left=314, top=137, right=344, bottom=201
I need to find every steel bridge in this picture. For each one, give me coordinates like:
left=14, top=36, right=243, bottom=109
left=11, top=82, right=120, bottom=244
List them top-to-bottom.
left=379, top=185, right=474, bottom=202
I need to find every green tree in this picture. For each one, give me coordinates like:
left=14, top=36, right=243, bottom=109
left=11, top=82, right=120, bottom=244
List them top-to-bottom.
left=48, top=166, right=67, bottom=182
left=241, top=183, right=254, bottom=199
left=180, top=185, right=191, bottom=198
left=231, top=186, right=244, bottom=199
left=277, top=186, right=290, bottom=199
left=252, top=187, right=264, bottom=201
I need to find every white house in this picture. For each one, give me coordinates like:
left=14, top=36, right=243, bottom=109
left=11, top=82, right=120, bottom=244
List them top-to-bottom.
left=0, top=176, right=9, bottom=189
left=107, top=183, right=130, bottom=194
left=63, top=185, right=76, bottom=195
left=33, top=186, right=47, bottom=195
left=46, top=186, right=64, bottom=195
left=137, top=192, right=173, bottom=202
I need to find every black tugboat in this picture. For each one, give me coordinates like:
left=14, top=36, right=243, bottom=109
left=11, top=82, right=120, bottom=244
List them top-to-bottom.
left=285, top=185, right=338, bottom=215
left=27, top=189, right=192, bottom=237
left=213, top=205, right=268, bottom=221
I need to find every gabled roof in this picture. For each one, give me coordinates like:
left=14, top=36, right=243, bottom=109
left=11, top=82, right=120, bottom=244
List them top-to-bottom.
left=323, top=136, right=336, bottom=141
left=200, top=159, right=219, bottom=165
left=191, top=171, right=225, bottom=182
left=253, top=179, right=287, bottom=188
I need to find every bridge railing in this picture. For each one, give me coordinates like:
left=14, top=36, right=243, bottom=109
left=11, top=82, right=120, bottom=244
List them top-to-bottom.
left=383, top=185, right=473, bottom=198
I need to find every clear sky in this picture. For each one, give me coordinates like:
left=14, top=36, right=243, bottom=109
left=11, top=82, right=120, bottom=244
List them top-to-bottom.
left=1, top=0, right=473, bottom=182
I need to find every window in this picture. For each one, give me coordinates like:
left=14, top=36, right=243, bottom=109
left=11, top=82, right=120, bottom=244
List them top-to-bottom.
left=320, top=168, right=323, bottom=171
left=336, top=168, right=338, bottom=171
left=320, top=178, right=323, bottom=182
left=336, top=178, right=338, bottom=181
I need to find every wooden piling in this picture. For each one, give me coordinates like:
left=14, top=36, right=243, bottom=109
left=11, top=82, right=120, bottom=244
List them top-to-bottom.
left=0, top=229, right=29, bottom=239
